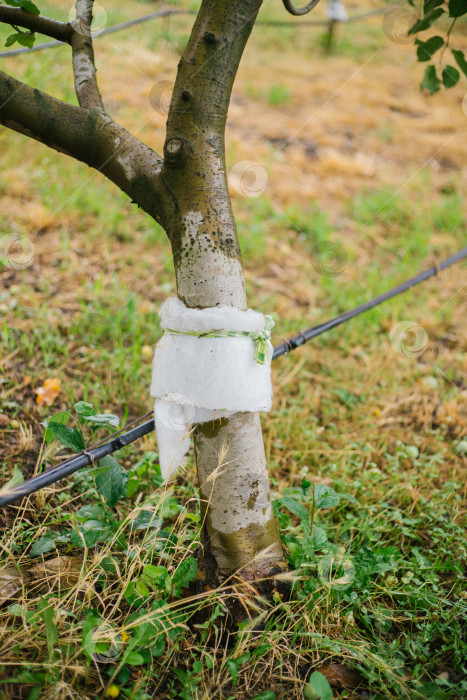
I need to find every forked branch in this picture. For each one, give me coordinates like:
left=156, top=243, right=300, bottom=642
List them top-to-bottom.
left=0, top=70, right=165, bottom=222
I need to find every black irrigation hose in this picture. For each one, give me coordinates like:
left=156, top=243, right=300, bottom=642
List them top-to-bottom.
left=282, top=0, right=322, bottom=17
left=0, top=4, right=396, bottom=58
left=1, top=247, right=466, bottom=508
left=272, top=247, right=467, bottom=359
left=0, top=417, right=155, bottom=507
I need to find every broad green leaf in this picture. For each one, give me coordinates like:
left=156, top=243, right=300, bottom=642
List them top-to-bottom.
left=5, top=0, right=40, bottom=14
left=423, top=0, right=444, bottom=13
left=448, top=0, right=467, bottom=17
left=427, top=7, right=446, bottom=20
left=408, top=8, right=444, bottom=34
left=408, top=17, right=432, bottom=34
left=5, top=32, right=35, bottom=48
left=16, top=33, right=35, bottom=48
left=5, top=34, right=18, bottom=47
left=416, top=35, right=444, bottom=62
left=452, top=48, right=467, bottom=77
left=420, top=65, right=441, bottom=94
left=442, top=65, right=460, bottom=87
left=74, top=401, right=95, bottom=417
left=43, top=411, right=69, bottom=444
left=83, top=413, right=120, bottom=429
left=46, top=422, right=85, bottom=453
left=95, top=456, right=128, bottom=507
left=2, top=465, right=24, bottom=490
left=301, top=476, right=312, bottom=496
left=314, top=484, right=340, bottom=509
left=279, top=496, right=310, bottom=523
left=75, top=504, right=107, bottom=521
left=130, top=509, right=161, bottom=531
left=70, top=520, right=114, bottom=548
left=310, top=525, right=328, bottom=550
left=156, top=529, right=178, bottom=555
left=30, top=532, right=70, bottom=557
left=353, top=545, right=401, bottom=586
left=97, top=556, right=119, bottom=575
left=172, top=557, right=197, bottom=593
left=143, top=564, right=168, bottom=582
left=135, top=580, right=150, bottom=597
left=123, top=581, right=136, bottom=603
left=37, top=598, right=58, bottom=654
left=7, top=603, right=25, bottom=616
left=6, top=604, right=37, bottom=627
left=81, top=610, right=102, bottom=659
left=151, top=637, right=165, bottom=657
left=252, top=643, right=272, bottom=657
left=125, top=651, right=145, bottom=666
left=226, top=653, right=250, bottom=687
left=192, top=659, right=203, bottom=674
left=226, top=660, right=239, bottom=686
left=304, top=671, right=333, bottom=700
left=252, top=694, right=276, bottom=700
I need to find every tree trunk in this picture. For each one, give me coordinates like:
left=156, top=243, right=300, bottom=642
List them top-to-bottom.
left=0, top=0, right=286, bottom=583
left=160, top=0, right=285, bottom=580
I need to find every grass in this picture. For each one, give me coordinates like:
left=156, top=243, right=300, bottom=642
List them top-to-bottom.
left=0, top=0, right=467, bottom=698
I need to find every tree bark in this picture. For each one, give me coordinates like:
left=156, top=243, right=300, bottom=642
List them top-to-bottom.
left=0, top=0, right=286, bottom=582
left=71, top=0, right=105, bottom=111
left=160, top=0, right=285, bottom=579
left=0, top=5, right=73, bottom=42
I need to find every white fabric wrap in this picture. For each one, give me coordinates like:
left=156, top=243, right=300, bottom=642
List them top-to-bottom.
left=326, top=0, right=348, bottom=21
left=150, top=297, right=273, bottom=480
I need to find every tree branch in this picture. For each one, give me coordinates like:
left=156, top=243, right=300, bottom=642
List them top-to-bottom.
left=71, top=0, right=104, bottom=110
left=162, top=0, right=264, bottom=307
left=0, top=5, right=73, bottom=42
left=0, top=69, right=166, bottom=224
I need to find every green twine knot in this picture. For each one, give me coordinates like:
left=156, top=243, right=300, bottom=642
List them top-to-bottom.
left=165, top=315, right=275, bottom=365
left=251, top=315, right=275, bottom=365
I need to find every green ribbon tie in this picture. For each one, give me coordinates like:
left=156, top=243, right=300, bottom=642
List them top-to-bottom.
left=165, top=315, right=275, bottom=365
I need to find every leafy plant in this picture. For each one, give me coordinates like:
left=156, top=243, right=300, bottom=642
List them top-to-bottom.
left=406, top=0, right=467, bottom=93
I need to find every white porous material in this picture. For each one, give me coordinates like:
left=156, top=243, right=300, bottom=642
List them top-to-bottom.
left=326, top=0, right=348, bottom=22
left=151, top=297, right=273, bottom=479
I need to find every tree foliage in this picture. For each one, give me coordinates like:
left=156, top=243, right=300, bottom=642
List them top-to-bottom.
left=407, top=0, right=467, bottom=93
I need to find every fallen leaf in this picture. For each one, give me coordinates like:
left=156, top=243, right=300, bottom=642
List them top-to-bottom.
left=35, top=377, right=61, bottom=406
left=28, top=556, right=83, bottom=590
left=0, top=567, right=29, bottom=604
left=318, top=663, right=362, bottom=689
